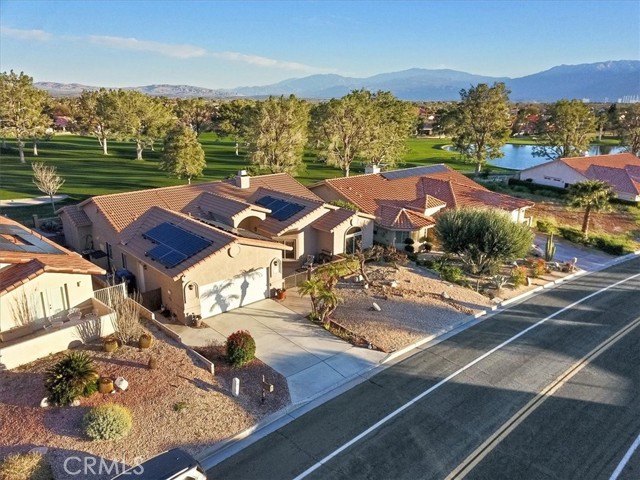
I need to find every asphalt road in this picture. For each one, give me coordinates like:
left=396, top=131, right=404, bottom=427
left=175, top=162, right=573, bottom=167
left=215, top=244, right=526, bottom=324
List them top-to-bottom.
left=207, top=256, right=640, bottom=480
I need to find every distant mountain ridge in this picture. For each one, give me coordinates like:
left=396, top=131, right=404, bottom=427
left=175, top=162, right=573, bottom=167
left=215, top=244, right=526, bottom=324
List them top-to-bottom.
left=35, top=60, right=639, bottom=101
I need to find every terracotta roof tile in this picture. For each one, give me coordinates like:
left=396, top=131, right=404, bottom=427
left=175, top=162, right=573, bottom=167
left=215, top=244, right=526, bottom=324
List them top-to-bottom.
left=561, top=153, right=640, bottom=175
left=311, top=164, right=532, bottom=222
left=585, top=165, right=640, bottom=196
left=82, top=173, right=324, bottom=232
left=60, top=205, right=92, bottom=227
left=377, top=205, right=435, bottom=230
left=311, top=208, right=356, bottom=232
left=0, top=260, right=46, bottom=295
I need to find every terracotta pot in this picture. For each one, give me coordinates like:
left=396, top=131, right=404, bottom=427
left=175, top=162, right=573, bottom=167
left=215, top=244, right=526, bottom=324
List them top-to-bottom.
left=276, top=290, right=286, bottom=300
left=139, top=333, right=153, bottom=349
left=103, top=337, right=118, bottom=353
left=98, top=377, right=114, bottom=394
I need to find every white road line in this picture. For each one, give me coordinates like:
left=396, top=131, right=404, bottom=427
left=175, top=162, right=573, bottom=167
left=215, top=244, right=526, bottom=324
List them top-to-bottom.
left=293, top=271, right=640, bottom=480
left=610, top=432, right=640, bottom=480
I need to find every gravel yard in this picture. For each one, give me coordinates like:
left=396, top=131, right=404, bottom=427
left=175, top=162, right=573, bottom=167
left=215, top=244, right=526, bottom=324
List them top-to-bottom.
left=331, top=263, right=571, bottom=353
left=0, top=323, right=289, bottom=479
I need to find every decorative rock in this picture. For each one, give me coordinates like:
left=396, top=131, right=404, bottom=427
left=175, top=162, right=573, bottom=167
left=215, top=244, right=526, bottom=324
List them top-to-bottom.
left=390, top=280, right=398, bottom=288
left=363, top=283, right=369, bottom=290
left=441, top=291, right=451, bottom=300
left=491, top=297, right=503, bottom=304
left=372, top=302, right=381, bottom=312
left=114, top=377, right=129, bottom=391
left=232, top=377, right=240, bottom=397
left=40, top=397, right=50, bottom=408
left=71, top=399, right=80, bottom=407
left=29, top=447, right=48, bottom=455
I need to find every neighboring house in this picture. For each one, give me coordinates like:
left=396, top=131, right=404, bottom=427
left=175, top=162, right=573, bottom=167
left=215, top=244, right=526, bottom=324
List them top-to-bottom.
left=519, top=153, right=640, bottom=202
left=309, top=165, right=533, bottom=247
left=59, top=171, right=374, bottom=323
left=0, top=216, right=114, bottom=369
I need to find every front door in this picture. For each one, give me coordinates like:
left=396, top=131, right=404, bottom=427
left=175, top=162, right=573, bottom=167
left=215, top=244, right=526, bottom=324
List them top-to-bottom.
left=40, top=285, right=69, bottom=319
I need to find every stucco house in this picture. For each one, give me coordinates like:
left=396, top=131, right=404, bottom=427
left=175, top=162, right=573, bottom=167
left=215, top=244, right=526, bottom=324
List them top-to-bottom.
left=519, top=153, right=640, bottom=202
left=309, top=165, right=533, bottom=247
left=59, top=171, right=374, bottom=324
left=0, top=216, right=114, bottom=369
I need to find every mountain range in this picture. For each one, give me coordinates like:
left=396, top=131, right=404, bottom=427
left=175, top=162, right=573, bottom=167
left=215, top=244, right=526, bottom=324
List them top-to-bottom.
left=35, top=60, right=640, bottom=102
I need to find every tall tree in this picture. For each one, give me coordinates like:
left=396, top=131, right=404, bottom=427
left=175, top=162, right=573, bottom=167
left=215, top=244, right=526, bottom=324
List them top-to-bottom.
left=0, top=70, right=50, bottom=163
left=447, top=82, right=511, bottom=176
left=75, top=89, right=119, bottom=155
left=311, top=89, right=375, bottom=177
left=112, top=90, right=175, bottom=160
left=365, top=92, right=416, bottom=169
left=245, top=95, right=310, bottom=174
left=175, top=98, right=216, bottom=137
left=213, top=99, right=254, bottom=140
left=533, top=99, right=596, bottom=160
left=617, top=103, right=640, bottom=156
left=159, top=125, right=206, bottom=184
left=32, top=162, right=65, bottom=214
left=567, top=180, right=613, bottom=239
left=435, top=208, right=533, bottom=274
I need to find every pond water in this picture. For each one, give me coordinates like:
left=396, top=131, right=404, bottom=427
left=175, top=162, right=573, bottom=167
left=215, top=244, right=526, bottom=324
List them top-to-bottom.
left=445, top=144, right=626, bottom=171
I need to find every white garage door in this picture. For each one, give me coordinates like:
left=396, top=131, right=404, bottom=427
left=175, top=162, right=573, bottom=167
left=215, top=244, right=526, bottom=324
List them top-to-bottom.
left=199, top=268, right=269, bottom=317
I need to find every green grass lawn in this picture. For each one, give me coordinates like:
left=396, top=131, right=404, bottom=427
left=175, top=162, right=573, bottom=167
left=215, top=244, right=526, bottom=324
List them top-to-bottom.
left=0, top=134, right=471, bottom=201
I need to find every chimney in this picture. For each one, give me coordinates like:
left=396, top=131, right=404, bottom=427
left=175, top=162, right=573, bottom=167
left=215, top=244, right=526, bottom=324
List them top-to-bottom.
left=365, top=165, right=380, bottom=174
left=235, top=170, right=250, bottom=189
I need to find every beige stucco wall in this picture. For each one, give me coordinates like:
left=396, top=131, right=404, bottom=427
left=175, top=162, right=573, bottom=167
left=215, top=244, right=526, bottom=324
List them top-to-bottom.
left=519, top=162, right=586, bottom=188
left=59, top=213, right=91, bottom=253
left=1, top=271, right=96, bottom=332
left=0, top=310, right=115, bottom=370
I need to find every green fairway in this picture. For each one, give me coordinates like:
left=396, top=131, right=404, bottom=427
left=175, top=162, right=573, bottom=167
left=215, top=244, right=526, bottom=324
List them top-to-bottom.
left=0, top=134, right=470, bottom=203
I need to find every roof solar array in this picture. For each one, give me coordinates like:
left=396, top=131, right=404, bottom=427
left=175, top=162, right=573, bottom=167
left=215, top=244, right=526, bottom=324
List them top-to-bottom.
left=380, top=165, right=448, bottom=180
left=255, top=196, right=305, bottom=221
left=143, top=222, right=211, bottom=269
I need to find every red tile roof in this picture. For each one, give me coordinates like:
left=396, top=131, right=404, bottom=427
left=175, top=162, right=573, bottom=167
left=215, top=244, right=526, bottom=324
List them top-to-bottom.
left=556, top=153, right=640, bottom=197
left=561, top=153, right=640, bottom=175
left=310, top=164, right=532, bottom=229
left=71, top=173, right=324, bottom=233
left=59, top=205, right=92, bottom=227
left=311, top=208, right=356, bottom=232
left=0, top=216, right=104, bottom=295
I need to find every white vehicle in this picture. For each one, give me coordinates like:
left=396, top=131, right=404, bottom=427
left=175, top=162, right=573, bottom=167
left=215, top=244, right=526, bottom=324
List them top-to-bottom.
left=111, top=448, right=207, bottom=480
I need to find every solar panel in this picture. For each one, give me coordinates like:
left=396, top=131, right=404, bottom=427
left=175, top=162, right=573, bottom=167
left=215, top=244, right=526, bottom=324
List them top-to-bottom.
left=255, top=196, right=305, bottom=222
left=142, top=222, right=212, bottom=269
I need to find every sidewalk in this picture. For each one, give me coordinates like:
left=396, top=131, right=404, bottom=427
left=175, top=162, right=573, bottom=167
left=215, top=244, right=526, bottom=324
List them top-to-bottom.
left=0, top=194, right=68, bottom=208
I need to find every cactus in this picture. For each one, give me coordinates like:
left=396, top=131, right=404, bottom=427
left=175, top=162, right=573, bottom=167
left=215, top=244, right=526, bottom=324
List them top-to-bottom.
left=545, top=233, right=556, bottom=262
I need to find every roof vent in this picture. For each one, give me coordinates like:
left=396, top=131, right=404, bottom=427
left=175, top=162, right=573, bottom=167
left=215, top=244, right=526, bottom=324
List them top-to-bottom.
left=236, top=170, right=250, bottom=189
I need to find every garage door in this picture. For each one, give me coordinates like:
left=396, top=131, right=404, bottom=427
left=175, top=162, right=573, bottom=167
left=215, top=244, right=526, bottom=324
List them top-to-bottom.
left=199, top=268, right=268, bottom=317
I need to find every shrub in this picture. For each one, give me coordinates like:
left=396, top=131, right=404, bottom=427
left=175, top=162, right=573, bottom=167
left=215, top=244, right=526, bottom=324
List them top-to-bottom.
left=536, top=218, right=557, bottom=234
left=558, top=226, right=585, bottom=244
left=590, top=234, right=628, bottom=255
left=403, top=238, right=415, bottom=245
left=423, top=242, right=433, bottom=252
left=404, top=244, right=415, bottom=253
left=531, top=258, right=546, bottom=278
left=439, top=265, right=464, bottom=284
left=511, top=266, right=528, bottom=288
left=226, top=330, right=256, bottom=367
left=45, top=352, right=98, bottom=406
left=83, top=404, right=133, bottom=441
left=0, top=452, right=53, bottom=480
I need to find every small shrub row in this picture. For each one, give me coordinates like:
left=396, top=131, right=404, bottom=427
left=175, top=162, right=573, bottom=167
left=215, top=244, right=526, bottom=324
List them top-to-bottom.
left=558, top=227, right=633, bottom=255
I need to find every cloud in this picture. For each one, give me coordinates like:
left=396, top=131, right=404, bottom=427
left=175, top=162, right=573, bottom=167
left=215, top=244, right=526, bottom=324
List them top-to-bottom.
left=0, top=26, right=51, bottom=41
left=88, top=35, right=207, bottom=59
left=211, top=51, right=334, bottom=74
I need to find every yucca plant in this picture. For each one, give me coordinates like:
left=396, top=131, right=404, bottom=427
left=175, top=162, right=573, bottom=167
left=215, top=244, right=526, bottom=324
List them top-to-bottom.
left=45, top=352, right=99, bottom=406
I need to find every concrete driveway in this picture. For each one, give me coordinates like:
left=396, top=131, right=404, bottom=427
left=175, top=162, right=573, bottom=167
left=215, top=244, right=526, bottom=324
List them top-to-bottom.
left=534, top=233, right=615, bottom=272
left=203, top=299, right=386, bottom=404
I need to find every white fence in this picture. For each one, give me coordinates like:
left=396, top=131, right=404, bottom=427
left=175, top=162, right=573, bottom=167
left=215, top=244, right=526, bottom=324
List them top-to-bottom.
left=94, top=283, right=127, bottom=308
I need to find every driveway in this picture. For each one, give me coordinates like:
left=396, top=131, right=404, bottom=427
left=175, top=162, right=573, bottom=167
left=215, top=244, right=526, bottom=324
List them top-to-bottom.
left=534, top=233, right=615, bottom=272
left=203, top=299, right=386, bottom=404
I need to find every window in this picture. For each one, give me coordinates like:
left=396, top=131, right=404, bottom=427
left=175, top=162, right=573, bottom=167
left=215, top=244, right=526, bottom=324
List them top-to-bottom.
left=344, top=227, right=362, bottom=254
left=395, top=231, right=411, bottom=244
left=281, top=239, right=296, bottom=260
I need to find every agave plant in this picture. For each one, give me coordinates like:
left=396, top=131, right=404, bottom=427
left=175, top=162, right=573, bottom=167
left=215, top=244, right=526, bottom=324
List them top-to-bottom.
left=45, top=352, right=99, bottom=406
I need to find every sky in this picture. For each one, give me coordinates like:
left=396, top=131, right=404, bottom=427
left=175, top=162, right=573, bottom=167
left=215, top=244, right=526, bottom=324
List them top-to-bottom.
left=1, top=0, right=639, bottom=89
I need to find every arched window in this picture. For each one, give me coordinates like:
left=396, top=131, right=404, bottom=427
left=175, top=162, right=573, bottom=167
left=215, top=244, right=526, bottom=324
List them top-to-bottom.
left=345, top=227, right=362, bottom=254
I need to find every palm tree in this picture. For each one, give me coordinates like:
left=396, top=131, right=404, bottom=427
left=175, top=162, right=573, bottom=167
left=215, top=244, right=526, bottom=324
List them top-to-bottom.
left=567, top=180, right=613, bottom=239
left=298, top=277, right=324, bottom=316
left=316, top=288, right=339, bottom=327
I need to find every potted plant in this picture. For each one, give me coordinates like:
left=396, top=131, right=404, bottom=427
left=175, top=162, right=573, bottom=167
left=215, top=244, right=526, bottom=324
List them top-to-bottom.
left=275, top=288, right=287, bottom=300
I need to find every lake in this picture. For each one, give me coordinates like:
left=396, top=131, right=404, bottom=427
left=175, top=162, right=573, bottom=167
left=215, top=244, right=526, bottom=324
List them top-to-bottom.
left=445, top=144, right=626, bottom=170
left=489, top=144, right=626, bottom=170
